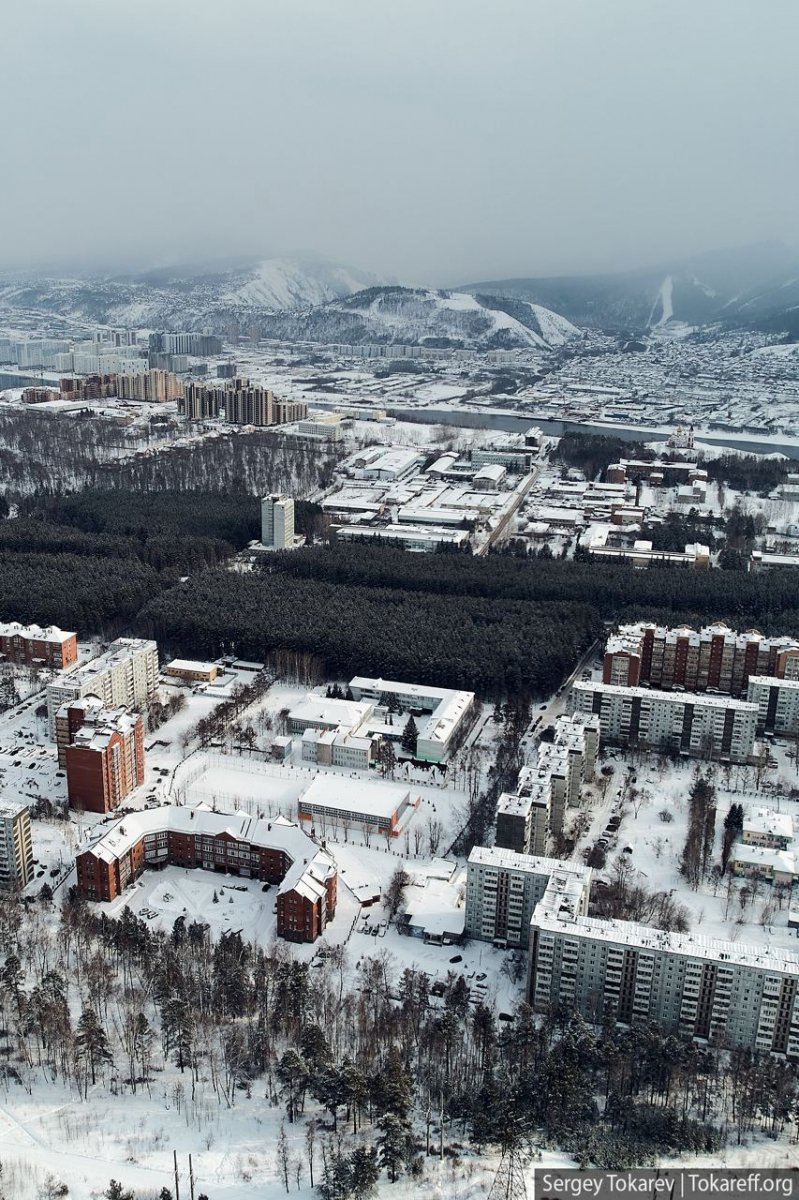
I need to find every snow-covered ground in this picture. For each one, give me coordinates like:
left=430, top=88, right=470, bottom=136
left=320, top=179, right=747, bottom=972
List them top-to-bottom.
left=571, top=746, right=799, bottom=954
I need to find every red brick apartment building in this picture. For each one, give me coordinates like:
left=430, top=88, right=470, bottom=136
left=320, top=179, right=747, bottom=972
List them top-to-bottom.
left=0, top=622, right=77, bottom=670
left=604, top=622, right=799, bottom=697
left=59, top=699, right=144, bottom=813
left=75, top=807, right=337, bottom=943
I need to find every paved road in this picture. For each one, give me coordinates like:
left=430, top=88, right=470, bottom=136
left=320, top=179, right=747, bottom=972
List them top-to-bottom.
left=474, top=467, right=540, bottom=556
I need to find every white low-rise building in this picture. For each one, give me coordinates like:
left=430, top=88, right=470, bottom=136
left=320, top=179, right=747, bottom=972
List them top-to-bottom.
left=349, top=676, right=475, bottom=762
left=287, top=695, right=374, bottom=736
left=297, top=775, right=418, bottom=837
left=742, top=806, right=794, bottom=850
left=731, top=844, right=798, bottom=887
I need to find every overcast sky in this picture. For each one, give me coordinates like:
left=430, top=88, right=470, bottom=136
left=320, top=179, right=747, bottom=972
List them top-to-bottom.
left=2, top=0, right=798, bottom=285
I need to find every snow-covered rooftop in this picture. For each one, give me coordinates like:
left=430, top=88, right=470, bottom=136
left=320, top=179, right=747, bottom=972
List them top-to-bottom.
left=0, top=621, right=75, bottom=644
left=299, top=776, right=414, bottom=820
left=83, top=805, right=315, bottom=867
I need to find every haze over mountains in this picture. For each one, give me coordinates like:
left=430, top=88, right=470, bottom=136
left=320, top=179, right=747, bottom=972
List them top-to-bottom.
left=461, top=241, right=799, bottom=335
left=1, top=242, right=798, bottom=348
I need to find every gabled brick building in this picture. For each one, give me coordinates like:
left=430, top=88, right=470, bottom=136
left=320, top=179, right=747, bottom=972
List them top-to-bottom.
left=0, top=622, right=77, bottom=670
left=75, top=806, right=337, bottom=943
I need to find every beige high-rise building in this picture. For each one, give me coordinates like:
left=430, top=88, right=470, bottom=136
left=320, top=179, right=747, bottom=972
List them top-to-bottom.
left=116, top=370, right=183, bottom=403
left=225, top=378, right=274, bottom=426
left=179, top=382, right=226, bottom=420
left=47, top=638, right=159, bottom=736
left=0, top=799, right=34, bottom=891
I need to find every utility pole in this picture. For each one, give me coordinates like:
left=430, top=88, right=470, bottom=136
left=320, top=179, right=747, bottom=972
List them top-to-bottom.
left=174, top=1149, right=180, bottom=1200
left=189, top=1153, right=195, bottom=1200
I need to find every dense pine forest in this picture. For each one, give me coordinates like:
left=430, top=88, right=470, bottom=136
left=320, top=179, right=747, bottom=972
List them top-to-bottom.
left=2, top=506, right=799, bottom=693
left=137, top=567, right=599, bottom=696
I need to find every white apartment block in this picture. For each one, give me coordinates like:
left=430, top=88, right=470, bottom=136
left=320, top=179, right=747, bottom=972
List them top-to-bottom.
left=261, top=493, right=295, bottom=550
left=47, top=638, right=159, bottom=736
left=746, top=675, right=799, bottom=737
left=348, top=676, right=475, bottom=762
left=571, top=681, right=758, bottom=763
left=495, top=713, right=599, bottom=856
left=0, top=798, right=34, bottom=891
left=464, top=846, right=591, bottom=949
left=529, top=901, right=799, bottom=1059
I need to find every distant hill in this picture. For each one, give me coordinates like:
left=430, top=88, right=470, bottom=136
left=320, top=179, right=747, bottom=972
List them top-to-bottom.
left=460, top=242, right=799, bottom=334
left=0, top=255, right=386, bottom=330
left=223, top=256, right=383, bottom=310
left=250, top=286, right=581, bottom=350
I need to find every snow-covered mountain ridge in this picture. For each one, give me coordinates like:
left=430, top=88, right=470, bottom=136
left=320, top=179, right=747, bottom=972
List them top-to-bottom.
left=251, top=287, right=580, bottom=350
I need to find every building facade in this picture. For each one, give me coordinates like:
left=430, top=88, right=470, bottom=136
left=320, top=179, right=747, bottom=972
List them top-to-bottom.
left=116, top=370, right=184, bottom=403
left=224, top=378, right=275, bottom=425
left=179, top=382, right=226, bottom=420
left=261, top=494, right=295, bottom=549
left=0, top=622, right=77, bottom=670
left=604, top=622, right=799, bottom=696
left=47, top=638, right=159, bottom=735
left=746, top=676, right=799, bottom=736
left=348, top=677, right=475, bottom=762
left=571, top=681, right=758, bottom=763
left=63, top=702, right=145, bottom=813
left=495, top=713, right=599, bottom=855
left=297, top=776, right=417, bottom=838
left=0, top=799, right=33, bottom=891
left=75, top=807, right=336, bottom=943
left=465, top=846, right=591, bottom=949
left=528, top=898, right=799, bottom=1059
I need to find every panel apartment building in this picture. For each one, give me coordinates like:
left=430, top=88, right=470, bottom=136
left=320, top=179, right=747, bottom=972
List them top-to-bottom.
left=116, top=369, right=183, bottom=403
left=224, top=377, right=308, bottom=427
left=179, top=381, right=226, bottom=420
left=261, top=494, right=295, bottom=549
left=0, top=622, right=77, bottom=670
left=604, top=622, right=799, bottom=697
left=47, top=638, right=159, bottom=735
left=746, top=676, right=799, bottom=737
left=570, top=680, right=758, bottom=763
left=495, top=713, right=599, bottom=856
left=0, top=798, right=34, bottom=891
left=76, top=806, right=337, bottom=943
left=464, top=846, right=592, bottom=949
left=463, top=848, right=799, bottom=1058
left=528, top=892, right=799, bottom=1059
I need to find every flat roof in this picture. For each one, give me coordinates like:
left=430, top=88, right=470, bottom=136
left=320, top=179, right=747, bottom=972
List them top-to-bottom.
left=166, top=659, right=217, bottom=673
left=748, top=675, right=799, bottom=692
left=573, top=681, right=759, bottom=712
left=289, top=695, right=373, bottom=729
left=299, top=776, right=413, bottom=820
left=0, top=796, right=29, bottom=820
left=743, top=807, right=794, bottom=839
left=468, top=845, right=591, bottom=879
left=533, top=905, right=799, bottom=977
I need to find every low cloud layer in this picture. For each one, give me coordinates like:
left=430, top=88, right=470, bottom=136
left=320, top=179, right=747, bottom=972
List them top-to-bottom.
left=3, top=0, right=798, bottom=284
